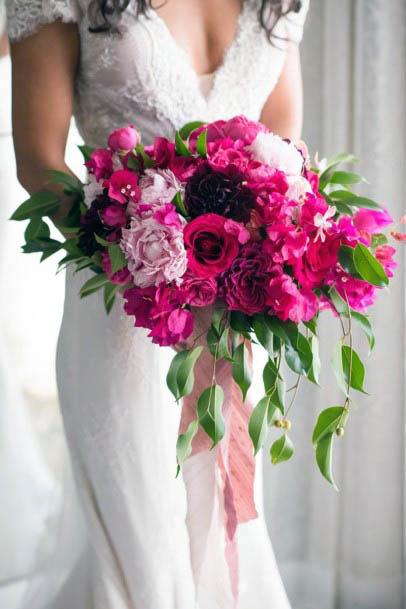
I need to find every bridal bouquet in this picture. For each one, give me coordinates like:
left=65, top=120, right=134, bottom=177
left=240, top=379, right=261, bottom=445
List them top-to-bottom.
left=12, top=116, right=403, bottom=489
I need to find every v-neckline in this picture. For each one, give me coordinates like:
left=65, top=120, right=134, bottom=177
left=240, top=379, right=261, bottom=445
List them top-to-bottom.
left=149, top=1, right=250, bottom=104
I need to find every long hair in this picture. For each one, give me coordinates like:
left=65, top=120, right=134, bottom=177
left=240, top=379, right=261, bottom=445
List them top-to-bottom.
left=88, top=0, right=302, bottom=38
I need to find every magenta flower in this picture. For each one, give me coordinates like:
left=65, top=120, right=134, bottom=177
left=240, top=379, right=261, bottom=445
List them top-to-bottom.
left=207, top=115, right=266, bottom=146
left=108, top=125, right=140, bottom=153
left=85, top=149, right=113, bottom=181
left=108, top=170, right=141, bottom=205
left=153, top=203, right=184, bottom=230
left=101, top=204, right=127, bottom=228
left=353, top=207, right=393, bottom=234
left=293, top=236, right=340, bottom=290
left=375, top=244, right=397, bottom=278
left=101, top=251, right=131, bottom=286
left=331, top=270, right=377, bottom=312
left=177, top=272, right=217, bottom=307
left=266, top=273, right=317, bottom=323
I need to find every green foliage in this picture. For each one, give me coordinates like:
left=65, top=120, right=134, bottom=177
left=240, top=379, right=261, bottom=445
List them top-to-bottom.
left=178, top=121, right=205, bottom=140
left=196, top=129, right=208, bottom=158
left=175, top=131, right=191, bottom=157
left=10, top=190, right=60, bottom=221
left=353, top=243, right=388, bottom=287
left=108, top=244, right=127, bottom=274
left=79, top=272, right=109, bottom=298
left=103, top=283, right=118, bottom=314
left=232, top=342, right=252, bottom=401
left=166, top=346, right=204, bottom=402
left=197, top=385, right=225, bottom=446
left=312, top=406, right=347, bottom=445
left=176, top=420, right=199, bottom=474
left=270, top=434, right=294, bottom=464
left=315, top=434, right=338, bottom=490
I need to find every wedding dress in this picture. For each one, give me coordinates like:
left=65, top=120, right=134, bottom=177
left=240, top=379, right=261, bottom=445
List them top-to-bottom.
left=6, top=1, right=309, bottom=608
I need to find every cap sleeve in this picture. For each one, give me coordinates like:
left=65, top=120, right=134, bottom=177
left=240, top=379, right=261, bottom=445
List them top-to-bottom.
left=6, top=0, right=81, bottom=42
left=282, top=0, right=310, bottom=44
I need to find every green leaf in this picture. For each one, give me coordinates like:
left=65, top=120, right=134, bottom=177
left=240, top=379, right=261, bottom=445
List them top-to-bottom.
left=178, top=121, right=205, bottom=140
left=196, top=129, right=208, bottom=158
left=175, top=131, right=191, bottom=157
left=78, top=144, right=95, bottom=161
left=134, top=144, right=154, bottom=168
left=46, top=170, right=82, bottom=193
left=329, top=171, right=366, bottom=186
left=10, top=190, right=60, bottom=221
left=329, top=190, right=382, bottom=210
left=172, top=191, right=188, bottom=217
left=24, top=217, right=50, bottom=241
left=94, top=233, right=111, bottom=247
left=371, top=233, right=388, bottom=249
left=353, top=243, right=388, bottom=287
left=108, top=244, right=127, bottom=274
left=338, top=245, right=360, bottom=277
left=74, top=258, right=94, bottom=273
left=79, top=272, right=109, bottom=298
left=103, top=282, right=117, bottom=314
left=329, top=287, right=349, bottom=316
left=211, top=304, right=227, bottom=334
left=229, top=312, right=252, bottom=337
left=352, top=312, right=375, bottom=352
left=252, top=314, right=274, bottom=356
left=304, top=317, right=318, bottom=336
left=266, top=318, right=298, bottom=347
left=206, top=326, right=232, bottom=361
left=285, top=333, right=313, bottom=376
left=308, top=335, right=321, bottom=385
left=332, top=341, right=348, bottom=395
left=232, top=343, right=252, bottom=401
left=342, top=345, right=367, bottom=394
left=175, top=346, right=204, bottom=400
left=167, top=351, right=189, bottom=401
left=263, top=358, right=279, bottom=393
left=197, top=385, right=225, bottom=446
left=249, top=396, right=270, bottom=455
left=312, top=406, right=347, bottom=445
left=176, top=420, right=199, bottom=472
left=315, top=433, right=338, bottom=490
left=270, top=434, right=294, bottom=464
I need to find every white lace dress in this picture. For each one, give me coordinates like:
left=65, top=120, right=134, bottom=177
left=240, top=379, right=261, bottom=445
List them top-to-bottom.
left=6, top=2, right=309, bottom=608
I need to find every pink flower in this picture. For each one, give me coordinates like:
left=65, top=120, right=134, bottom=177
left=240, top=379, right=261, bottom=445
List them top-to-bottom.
left=207, top=116, right=265, bottom=146
left=108, top=125, right=140, bottom=153
left=247, top=132, right=304, bottom=176
left=147, top=137, right=175, bottom=167
left=208, top=142, right=252, bottom=173
left=85, top=149, right=113, bottom=181
left=140, top=168, right=181, bottom=205
left=304, top=169, right=320, bottom=194
left=108, top=170, right=141, bottom=205
left=299, top=194, right=330, bottom=234
left=153, top=203, right=184, bottom=229
left=101, top=204, right=127, bottom=228
left=353, top=207, right=393, bottom=234
left=183, top=213, right=240, bottom=278
left=120, top=215, right=187, bottom=288
left=224, top=219, right=251, bottom=244
left=266, top=224, right=308, bottom=264
left=293, top=236, right=340, bottom=289
left=221, top=243, right=277, bottom=315
left=375, top=244, right=397, bottom=278
left=101, top=251, right=131, bottom=286
left=330, top=270, right=376, bottom=312
left=177, top=272, right=217, bottom=307
left=266, top=274, right=317, bottom=323
left=124, top=285, right=194, bottom=346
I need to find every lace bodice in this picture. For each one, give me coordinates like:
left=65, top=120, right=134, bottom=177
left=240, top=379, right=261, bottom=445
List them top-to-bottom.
left=6, top=0, right=309, bottom=147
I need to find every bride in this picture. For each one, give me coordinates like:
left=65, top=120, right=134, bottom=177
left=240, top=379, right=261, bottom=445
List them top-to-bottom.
left=6, top=0, right=309, bottom=607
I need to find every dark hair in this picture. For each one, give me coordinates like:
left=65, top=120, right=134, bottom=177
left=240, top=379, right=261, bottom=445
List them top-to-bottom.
left=88, top=0, right=302, bottom=39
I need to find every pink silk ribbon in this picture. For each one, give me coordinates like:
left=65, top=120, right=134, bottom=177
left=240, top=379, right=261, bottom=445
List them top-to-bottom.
left=179, top=313, right=257, bottom=604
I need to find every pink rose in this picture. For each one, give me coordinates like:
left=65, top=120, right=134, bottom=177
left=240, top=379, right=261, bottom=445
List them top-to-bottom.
left=108, top=125, right=140, bottom=153
left=147, top=137, right=175, bottom=167
left=208, top=142, right=252, bottom=174
left=85, top=148, right=113, bottom=181
left=107, top=170, right=141, bottom=205
left=101, top=204, right=127, bottom=228
left=353, top=207, right=393, bottom=234
left=183, top=213, right=240, bottom=278
left=121, top=215, right=187, bottom=288
left=293, top=236, right=340, bottom=289
left=221, top=243, right=277, bottom=315
left=375, top=244, right=397, bottom=278
left=101, top=251, right=131, bottom=286
left=177, top=272, right=217, bottom=307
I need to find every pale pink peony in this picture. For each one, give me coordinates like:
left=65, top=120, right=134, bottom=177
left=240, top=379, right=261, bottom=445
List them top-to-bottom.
left=247, top=132, right=304, bottom=176
left=139, top=168, right=182, bottom=205
left=120, top=216, right=187, bottom=288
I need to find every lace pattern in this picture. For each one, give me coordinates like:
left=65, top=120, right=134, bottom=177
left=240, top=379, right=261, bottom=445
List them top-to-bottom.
left=6, top=0, right=81, bottom=41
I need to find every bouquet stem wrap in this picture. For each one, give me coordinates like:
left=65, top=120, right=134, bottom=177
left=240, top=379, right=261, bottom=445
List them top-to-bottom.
left=179, top=311, right=257, bottom=602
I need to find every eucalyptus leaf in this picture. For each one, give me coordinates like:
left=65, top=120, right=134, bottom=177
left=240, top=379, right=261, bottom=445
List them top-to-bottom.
left=197, top=385, right=225, bottom=446
left=270, top=434, right=294, bottom=464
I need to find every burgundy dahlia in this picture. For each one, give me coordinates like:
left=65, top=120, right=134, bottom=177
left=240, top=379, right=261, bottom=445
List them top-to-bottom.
left=184, top=162, right=255, bottom=223
left=78, top=193, right=114, bottom=256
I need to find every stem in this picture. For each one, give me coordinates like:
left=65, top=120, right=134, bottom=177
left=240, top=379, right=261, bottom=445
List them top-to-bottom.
left=284, top=374, right=301, bottom=420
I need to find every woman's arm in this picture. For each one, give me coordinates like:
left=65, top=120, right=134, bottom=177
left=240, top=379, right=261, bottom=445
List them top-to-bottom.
left=10, top=21, right=79, bottom=224
left=260, top=43, right=304, bottom=141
